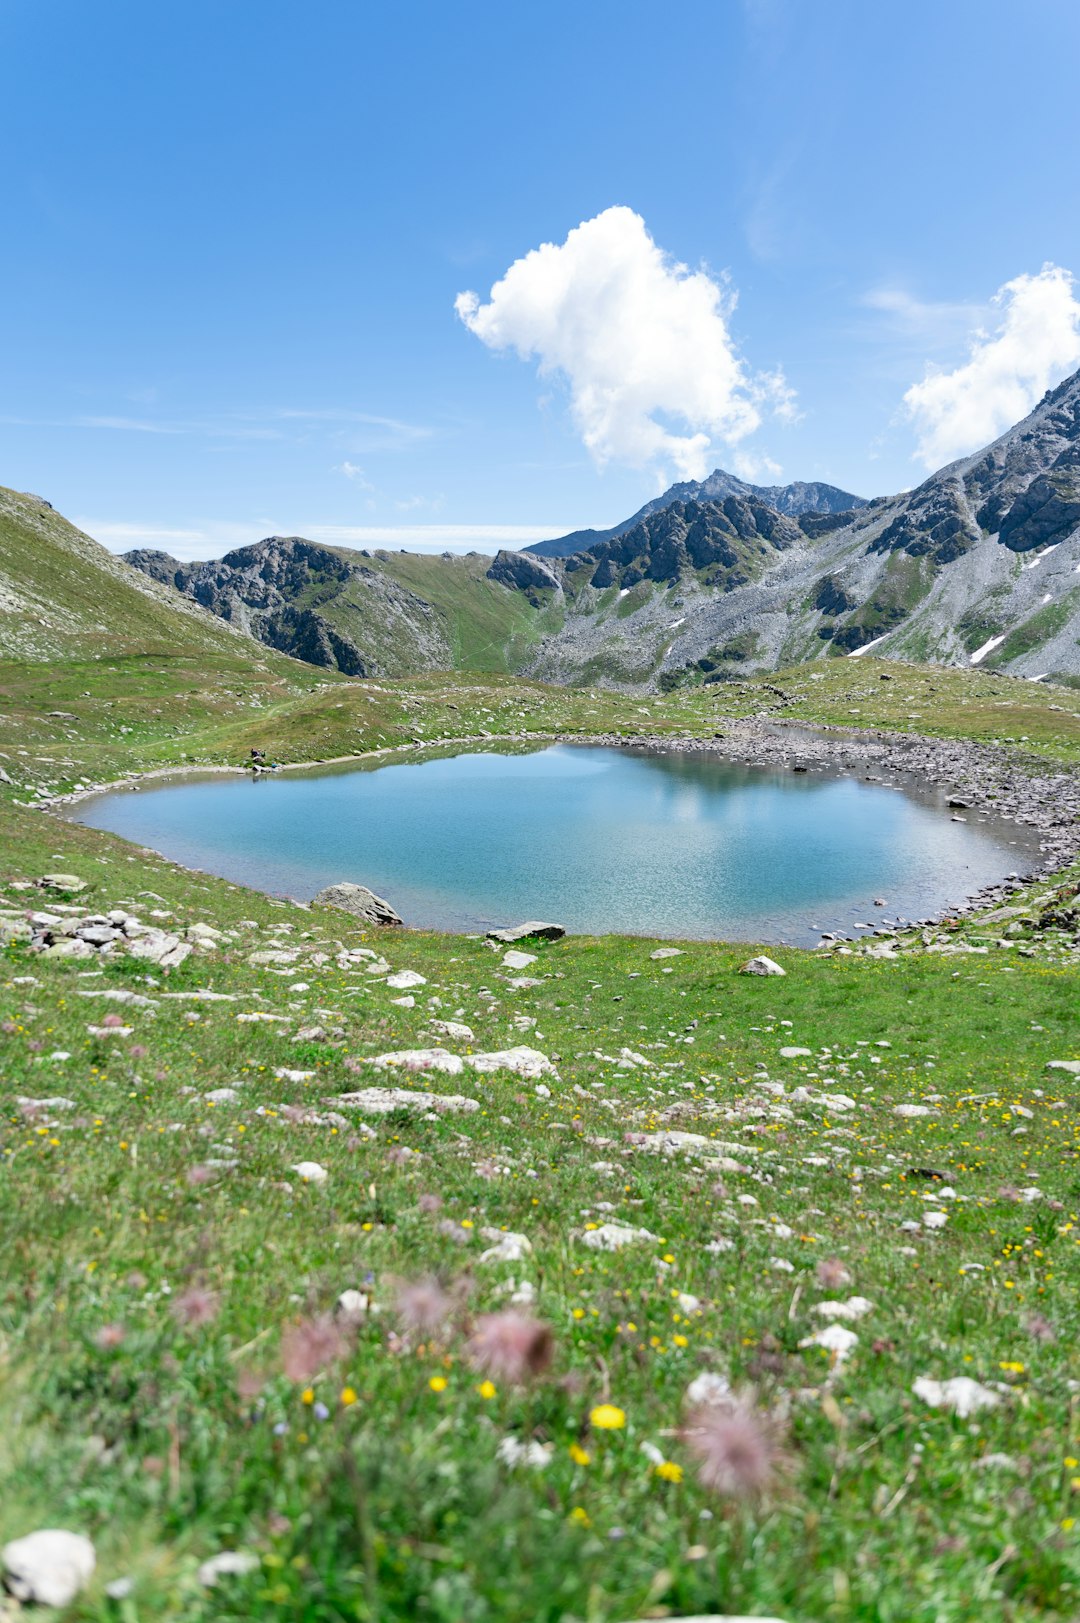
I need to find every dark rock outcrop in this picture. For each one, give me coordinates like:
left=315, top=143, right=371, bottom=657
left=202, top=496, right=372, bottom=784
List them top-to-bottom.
left=124, top=537, right=449, bottom=675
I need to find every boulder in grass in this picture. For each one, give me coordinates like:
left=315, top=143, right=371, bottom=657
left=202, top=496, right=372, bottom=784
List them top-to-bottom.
left=39, top=873, right=88, bottom=893
left=312, top=882, right=402, bottom=926
left=486, top=921, right=565, bottom=943
left=739, top=955, right=786, bottom=976
left=2, top=1529, right=96, bottom=1607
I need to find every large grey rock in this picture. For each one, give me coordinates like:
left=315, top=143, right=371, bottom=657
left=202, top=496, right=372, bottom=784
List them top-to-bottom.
left=39, top=872, right=87, bottom=893
left=313, top=882, right=402, bottom=926
left=486, top=921, right=565, bottom=942
left=739, top=955, right=786, bottom=976
left=2, top=1529, right=96, bottom=1606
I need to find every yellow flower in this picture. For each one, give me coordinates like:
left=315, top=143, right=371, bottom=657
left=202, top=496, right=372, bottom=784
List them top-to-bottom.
left=572, top=1307, right=585, bottom=1320
left=673, top=1334, right=688, bottom=1349
left=429, top=1375, right=448, bottom=1393
left=478, top=1380, right=497, bottom=1400
left=301, top=1387, right=315, bottom=1405
left=340, top=1387, right=358, bottom=1407
left=590, top=1404, right=626, bottom=1430
left=569, top=1443, right=591, bottom=1466
left=1067, top=1457, right=1079, bottom=1469
left=655, top=1460, right=683, bottom=1483
left=569, top=1506, right=591, bottom=1527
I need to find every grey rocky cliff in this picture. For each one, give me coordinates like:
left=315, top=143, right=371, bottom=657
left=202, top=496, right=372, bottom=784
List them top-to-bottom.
left=510, top=367, right=1080, bottom=688
left=527, top=470, right=866, bottom=558
left=124, top=537, right=451, bottom=676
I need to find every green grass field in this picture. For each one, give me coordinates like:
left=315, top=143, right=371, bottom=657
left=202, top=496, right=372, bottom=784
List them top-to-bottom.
left=2, top=491, right=1080, bottom=1619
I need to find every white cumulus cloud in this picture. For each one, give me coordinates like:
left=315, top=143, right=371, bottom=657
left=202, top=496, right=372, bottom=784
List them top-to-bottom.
left=455, top=206, right=791, bottom=481
left=902, top=264, right=1080, bottom=469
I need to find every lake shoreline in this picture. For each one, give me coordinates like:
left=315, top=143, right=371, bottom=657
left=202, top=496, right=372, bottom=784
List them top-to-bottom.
left=36, top=717, right=1080, bottom=940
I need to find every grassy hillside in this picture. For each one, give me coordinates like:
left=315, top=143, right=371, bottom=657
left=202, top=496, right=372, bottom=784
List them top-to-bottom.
left=2, top=490, right=1080, bottom=1618
left=353, top=548, right=563, bottom=673
left=2, top=793, right=1079, bottom=1621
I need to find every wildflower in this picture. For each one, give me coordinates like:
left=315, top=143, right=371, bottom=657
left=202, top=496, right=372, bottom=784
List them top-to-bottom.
left=186, top=1164, right=215, bottom=1186
left=417, top=1193, right=443, bottom=1213
left=815, top=1257, right=852, bottom=1290
left=393, top=1276, right=455, bottom=1336
left=171, top=1286, right=218, bottom=1328
left=468, top=1310, right=554, bottom=1385
left=1025, top=1313, right=1057, bottom=1343
left=281, top=1315, right=346, bottom=1383
left=94, top=1323, right=126, bottom=1350
left=429, top=1375, right=448, bottom=1393
left=478, top=1380, right=497, bottom=1400
left=340, top=1386, right=358, bottom=1406
left=300, top=1388, right=315, bottom=1405
left=682, top=1395, right=785, bottom=1501
left=313, top=1402, right=330, bottom=1421
left=589, top=1404, right=626, bottom=1430
left=497, top=1436, right=553, bottom=1469
left=569, top=1443, right=591, bottom=1466
left=655, top=1460, right=684, bottom=1483
left=569, top=1506, right=590, bottom=1526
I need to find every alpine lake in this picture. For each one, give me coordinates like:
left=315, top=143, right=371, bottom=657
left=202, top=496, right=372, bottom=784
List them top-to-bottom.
left=68, top=741, right=1039, bottom=946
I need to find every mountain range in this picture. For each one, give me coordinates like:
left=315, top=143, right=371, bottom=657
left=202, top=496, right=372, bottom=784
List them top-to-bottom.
left=13, top=363, right=1078, bottom=692
left=524, top=468, right=866, bottom=558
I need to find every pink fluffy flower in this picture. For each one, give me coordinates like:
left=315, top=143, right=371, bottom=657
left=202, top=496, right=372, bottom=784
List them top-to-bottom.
left=393, top=1276, right=456, bottom=1337
left=171, top=1286, right=219, bottom=1328
left=467, top=1310, right=554, bottom=1385
left=280, top=1315, right=347, bottom=1383
left=682, top=1396, right=786, bottom=1501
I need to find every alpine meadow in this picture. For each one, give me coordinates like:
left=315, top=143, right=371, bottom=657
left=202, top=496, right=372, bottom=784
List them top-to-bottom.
left=3, top=4, right=1080, bottom=1621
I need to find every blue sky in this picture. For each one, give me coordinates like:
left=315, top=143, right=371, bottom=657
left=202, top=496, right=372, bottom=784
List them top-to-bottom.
left=4, top=0, right=1080, bottom=559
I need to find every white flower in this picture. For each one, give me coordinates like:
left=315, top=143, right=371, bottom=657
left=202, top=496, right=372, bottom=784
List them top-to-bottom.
left=912, top=1376, right=1000, bottom=1417
left=496, top=1436, right=553, bottom=1469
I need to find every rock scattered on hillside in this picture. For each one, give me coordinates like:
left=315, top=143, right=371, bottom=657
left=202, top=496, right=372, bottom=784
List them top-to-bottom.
left=312, top=882, right=403, bottom=926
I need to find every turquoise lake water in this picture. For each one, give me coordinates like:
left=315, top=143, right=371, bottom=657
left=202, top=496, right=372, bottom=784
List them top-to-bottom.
left=70, top=743, right=1035, bottom=944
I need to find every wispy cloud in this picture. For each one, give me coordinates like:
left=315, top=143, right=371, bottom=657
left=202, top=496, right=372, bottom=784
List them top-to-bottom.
left=862, top=286, right=985, bottom=345
left=2, top=405, right=432, bottom=449
left=333, top=460, right=374, bottom=487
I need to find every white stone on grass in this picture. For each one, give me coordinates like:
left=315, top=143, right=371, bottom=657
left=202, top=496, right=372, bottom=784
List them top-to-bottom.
left=501, top=949, right=537, bottom=971
left=739, top=956, right=786, bottom=976
left=386, top=970, right=427, bottom=990
left=373, top=1047, right=465, bottom=1075
left=333, top=1087, right=479, bottom=1116
left=289, top=1161, right=329, bottom=1184
left=579, top=1222, right=658, bottom=1252
left=813, top=1297, right=873, bottom=1321
left=800, top=1324, right=859, bottom=1361
left=913, top=1376, right=1000, bottom=1417
left=2, top=1530, right=96, bottom=1607
left=197, top=1551, right=260, bottom=1587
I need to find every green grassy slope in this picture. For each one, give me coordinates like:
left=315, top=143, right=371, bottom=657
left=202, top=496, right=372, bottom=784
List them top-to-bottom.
left=2, top=491, right=1080, bottom=1618
left=335, top=547, right=563, bottom=673
left=1, top=800, right=1079, bottom=1621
